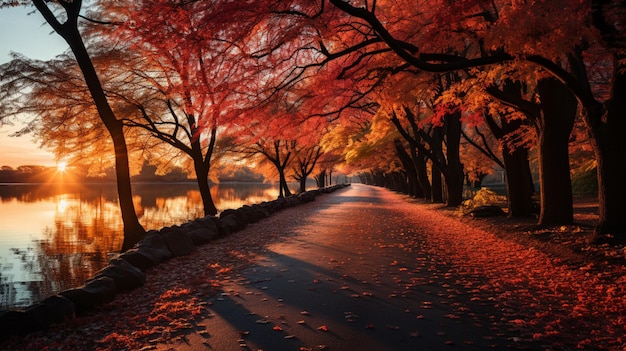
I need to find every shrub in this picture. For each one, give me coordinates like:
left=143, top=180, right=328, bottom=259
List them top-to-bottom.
left=460, top=188, right=506, bottom=214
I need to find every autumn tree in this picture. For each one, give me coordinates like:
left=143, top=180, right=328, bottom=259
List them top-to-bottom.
left=0, top=0, right=147, bottom=250
left=93, top=0, right=276, bottom=215
left=0, top=54, right=152, bottom=181
left=229, top=104, right=296, bottom=198
left=339, top=107, right=407, bottom=189
left=237, top=137, right=295, bottom=198
left=292, top=143, right=322, bottom=193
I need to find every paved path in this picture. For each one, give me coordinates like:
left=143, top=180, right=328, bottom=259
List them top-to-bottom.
left=171, top=184, right=541, bottom=351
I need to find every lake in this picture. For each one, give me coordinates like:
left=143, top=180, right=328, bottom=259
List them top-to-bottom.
left=0, top=182, right=282, bottom=309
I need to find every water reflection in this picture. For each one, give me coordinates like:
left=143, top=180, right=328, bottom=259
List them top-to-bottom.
left=0, top=182, right=281, bottom=308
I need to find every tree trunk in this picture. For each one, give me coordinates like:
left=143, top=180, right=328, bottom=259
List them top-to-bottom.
left=35, top=2, right=146, bottom=251
left=584, top=3, right=626, bottom=241
left=567, top=48, right=626, bottom=239
left=592, top=59, right=626, bottom=240
left=536, top=78, right=576, bottom=225
left=484, top=81, right=535, bottom=218
left=443, top=111, right=464, bottom=207
left=111, top=123, right=146, bottom=251
left=430, top=126, right=444, bottom=203
left=394, top=139, right=419, bottom=197
left=501, top=143, right=535, bottom=217
left=412, top=150, right=431, bottom=199
left=193, top=158, right=217, bottom=216
left=431, top=164, right=443, bottom=203
left=278, top=167, right=292, bottom=198
left=315, top=169, right=326, bottom=188
left=375, top=171, right=385, bottom=186
left=389, top=171, right=404, bottom=193
left=364, top=172, right=373, bottom=185
left=299, top=176, right=307, bottom=193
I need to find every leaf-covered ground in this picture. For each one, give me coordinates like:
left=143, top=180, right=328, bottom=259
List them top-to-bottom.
left=1, top=184, right=624, bottom=350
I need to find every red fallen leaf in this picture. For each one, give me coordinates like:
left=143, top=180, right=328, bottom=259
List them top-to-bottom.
left=509, top=319, right=526, bottom=325
left=273, top=325, right=283, bottom=331
left=317, top=325, right=329, bottom=332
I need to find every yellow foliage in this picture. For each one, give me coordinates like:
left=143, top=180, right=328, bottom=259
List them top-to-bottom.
left=460, top=188, right=506, bottom=214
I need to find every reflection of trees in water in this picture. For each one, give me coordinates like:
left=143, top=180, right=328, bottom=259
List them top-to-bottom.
left=0, top=183, right=119, bottom=204
left=3, top=183, right=280, bottom=308
left=134, top=183, right=198, bottom=207
left=212, top=183, right=281, bottom=210
left=6, top=190, right=125, bottom=308
left=139, top=191, right=205, bottom=229
left=1, top=246, right=53, bottom=309
left=0, top=262, right=17, bottom=308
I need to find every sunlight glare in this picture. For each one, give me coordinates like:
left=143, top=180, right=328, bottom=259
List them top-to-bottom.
left=57, top=161, right=68, bottom=172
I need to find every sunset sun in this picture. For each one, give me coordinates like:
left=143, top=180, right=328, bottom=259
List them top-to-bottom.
left=57, top=161, right=68, bottom=172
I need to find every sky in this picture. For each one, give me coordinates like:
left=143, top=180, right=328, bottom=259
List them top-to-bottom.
left=0, top=5, right=68, bottom=168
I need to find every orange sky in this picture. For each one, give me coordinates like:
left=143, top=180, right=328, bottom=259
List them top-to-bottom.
left=1, top=6, right=67, bottom=168
left=0, top=126, right=57, bottom=168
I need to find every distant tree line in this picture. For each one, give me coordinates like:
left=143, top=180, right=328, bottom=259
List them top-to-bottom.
left=0, top=163, right=269, bottom=184
left=0, top=165, right=59, bottom=183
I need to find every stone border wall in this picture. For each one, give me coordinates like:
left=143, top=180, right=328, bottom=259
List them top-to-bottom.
left=0, top=184, right=350, bottom=339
